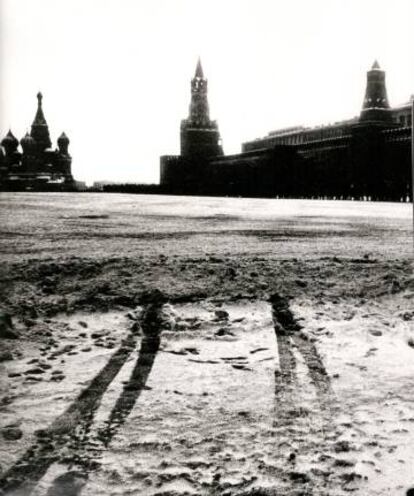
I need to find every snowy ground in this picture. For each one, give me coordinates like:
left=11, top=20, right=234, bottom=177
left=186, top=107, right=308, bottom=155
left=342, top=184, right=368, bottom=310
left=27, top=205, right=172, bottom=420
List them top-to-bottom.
left=0, top=193, right=413, bottom=496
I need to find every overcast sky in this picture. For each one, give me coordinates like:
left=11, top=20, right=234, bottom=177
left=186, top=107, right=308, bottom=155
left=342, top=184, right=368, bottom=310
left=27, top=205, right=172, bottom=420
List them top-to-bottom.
left=1, top=0, right=414, bottom=185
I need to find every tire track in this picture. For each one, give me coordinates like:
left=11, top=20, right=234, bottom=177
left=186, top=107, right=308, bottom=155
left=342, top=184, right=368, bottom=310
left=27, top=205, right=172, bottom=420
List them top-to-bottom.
left=0, top=292, right=166, bottom=496
left=46, top=292, right=166, bottom=496
left=270, top=293, right=336, bottom=491
left=270, top=293, right=334, bottom=410
left=270, top=294, right=300, bottom=423
left=97, top=298, right=163, bottom=447
left=0, top=333, right=137, bottom=496
left=291, top=333, right=335, bottom=415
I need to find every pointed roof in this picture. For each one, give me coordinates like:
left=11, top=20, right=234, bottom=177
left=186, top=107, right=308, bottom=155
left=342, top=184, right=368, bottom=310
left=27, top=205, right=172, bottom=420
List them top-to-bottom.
left=195, top=57, right=204, bottom=78
left=371, top=60, right=380, bottom=70
left=32, top=91, right=48, bottom=126
left=30, top=92, right=52, bottom=149
left=1, top=129, right=18, bottom=146
left=6, top=129, right=18, bottom=141
left=20, top=131, right=35, bottom=146
left=20, top=132, right=36, bottom=152
left=58, top=132, right=69, bottom=144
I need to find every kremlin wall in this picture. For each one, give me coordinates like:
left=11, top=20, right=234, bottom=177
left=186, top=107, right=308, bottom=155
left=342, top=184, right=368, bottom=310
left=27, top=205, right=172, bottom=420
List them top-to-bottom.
left=161, top=60, right=413, bottom=201
left=1, top=61, right=412, bottom=200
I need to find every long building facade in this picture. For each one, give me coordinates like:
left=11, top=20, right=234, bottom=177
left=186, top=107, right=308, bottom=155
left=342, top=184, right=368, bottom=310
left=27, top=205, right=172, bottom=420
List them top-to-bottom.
left=160, top=61, right=413, bottom=201
left=0, top=93, right=74, bottom=191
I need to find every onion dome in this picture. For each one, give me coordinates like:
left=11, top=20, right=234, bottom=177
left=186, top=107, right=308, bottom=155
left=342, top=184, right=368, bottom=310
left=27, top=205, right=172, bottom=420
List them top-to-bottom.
left=1, top=130, right=19, bottom=150
left=20, top=132, right=36, bottom=152
left=57, top=132, right=69, bottom=146
left=57, top=132, right=70, bottom=154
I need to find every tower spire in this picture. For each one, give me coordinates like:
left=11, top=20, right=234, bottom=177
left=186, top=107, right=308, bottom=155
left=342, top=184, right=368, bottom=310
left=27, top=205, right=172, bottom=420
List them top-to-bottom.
left=195, top=57, right=204, bottom=78
left=189, top=58, right=210, bottom=124
left=179, top=59, right=223, bottom=158
left=360, top=61, right=391, bottom=122
left=31, top=91, right=52, bottom=151
left=33, top=92, right=47, bottom=126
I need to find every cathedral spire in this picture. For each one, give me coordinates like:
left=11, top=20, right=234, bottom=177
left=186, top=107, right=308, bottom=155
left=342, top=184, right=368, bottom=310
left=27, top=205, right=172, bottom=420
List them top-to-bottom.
left=31, top=91, right=52, bottom=151
left=33, top=92, right=47, bottom=126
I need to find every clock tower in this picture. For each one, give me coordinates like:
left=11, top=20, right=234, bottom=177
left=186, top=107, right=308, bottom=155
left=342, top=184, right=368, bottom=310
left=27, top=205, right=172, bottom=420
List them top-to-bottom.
left=180, top=58, right=223, bottom=159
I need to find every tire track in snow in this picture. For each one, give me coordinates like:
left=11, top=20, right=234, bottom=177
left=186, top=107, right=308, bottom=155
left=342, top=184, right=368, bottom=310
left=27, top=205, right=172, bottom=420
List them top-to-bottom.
left=0, top=293, right=166, bottom=496
left=270, top=293, right=336, bottom=491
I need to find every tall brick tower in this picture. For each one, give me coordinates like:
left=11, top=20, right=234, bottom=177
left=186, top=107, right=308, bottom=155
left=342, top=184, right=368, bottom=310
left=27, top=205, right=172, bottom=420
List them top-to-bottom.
left=180, top=58, right=223, bottom=158
left=360, top=61, right=392, bottom=122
